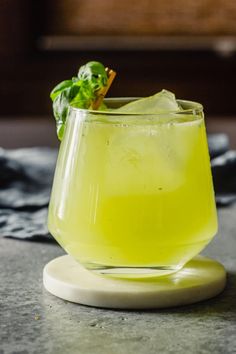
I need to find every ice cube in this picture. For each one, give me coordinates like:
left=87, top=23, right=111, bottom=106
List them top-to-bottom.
left=117, top=89, right=181, bottom=114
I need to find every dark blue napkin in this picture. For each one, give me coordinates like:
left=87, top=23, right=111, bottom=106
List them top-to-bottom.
left=0, top=148, right=57, bottom=241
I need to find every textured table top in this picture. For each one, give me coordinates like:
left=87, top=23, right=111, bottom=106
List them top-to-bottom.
left=1, top=206, right=236, bottom=354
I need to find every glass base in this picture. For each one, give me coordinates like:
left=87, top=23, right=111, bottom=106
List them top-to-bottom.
left=83, top=263, right=183, bottom=279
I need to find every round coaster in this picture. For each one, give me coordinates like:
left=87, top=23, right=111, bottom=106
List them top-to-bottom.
left=43, top=255, right=226, bottom=309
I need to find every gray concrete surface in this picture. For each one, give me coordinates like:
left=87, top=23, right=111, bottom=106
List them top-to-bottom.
left=1, top=206, right=236, bottom=354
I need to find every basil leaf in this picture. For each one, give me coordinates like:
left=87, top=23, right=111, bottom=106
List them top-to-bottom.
left=50, top=61, right=109, bottom=141
left=50, top=80, right=73, bottom=101
left=52, top=88, right=71, bottom=141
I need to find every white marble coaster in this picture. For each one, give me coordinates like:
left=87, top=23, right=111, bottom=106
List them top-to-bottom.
left=43, top=255, right=226, bottom=309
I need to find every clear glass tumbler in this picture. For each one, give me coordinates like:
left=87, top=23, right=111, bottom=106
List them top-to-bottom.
left=48, top=98, right=217, bottom=277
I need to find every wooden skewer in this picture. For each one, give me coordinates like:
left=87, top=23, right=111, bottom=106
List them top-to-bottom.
left=91, top=67, right=116, bottom=110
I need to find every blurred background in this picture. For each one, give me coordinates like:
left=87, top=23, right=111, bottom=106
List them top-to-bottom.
left=0, top=0, right=236, bottom=148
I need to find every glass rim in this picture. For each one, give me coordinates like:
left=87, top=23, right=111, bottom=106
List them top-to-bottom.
left=69, top=97, right=203, bottom=116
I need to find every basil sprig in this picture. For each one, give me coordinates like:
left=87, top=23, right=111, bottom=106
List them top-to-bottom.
left=50, top=61, right=108, bottom=140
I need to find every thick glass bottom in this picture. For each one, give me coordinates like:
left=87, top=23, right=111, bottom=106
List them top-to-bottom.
left=83, top=262, right=183, bottom=278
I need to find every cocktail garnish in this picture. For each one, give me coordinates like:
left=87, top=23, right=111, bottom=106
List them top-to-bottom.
left=50, top=61, right=116, bottom=140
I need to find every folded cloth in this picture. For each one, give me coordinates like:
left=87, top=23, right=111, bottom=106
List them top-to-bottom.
left=0, top=133, right=235, bottom=241
left=207, top=133, right=229, bottom=159
left=207, top=133, right=236, bottom=205
left=0, top=147, right=57, bottom=241
left=0, top=147, right=57, bottom=209
left=212, top=151, right=236, bottom=206
left=0, top=208, right=51, bottom=240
